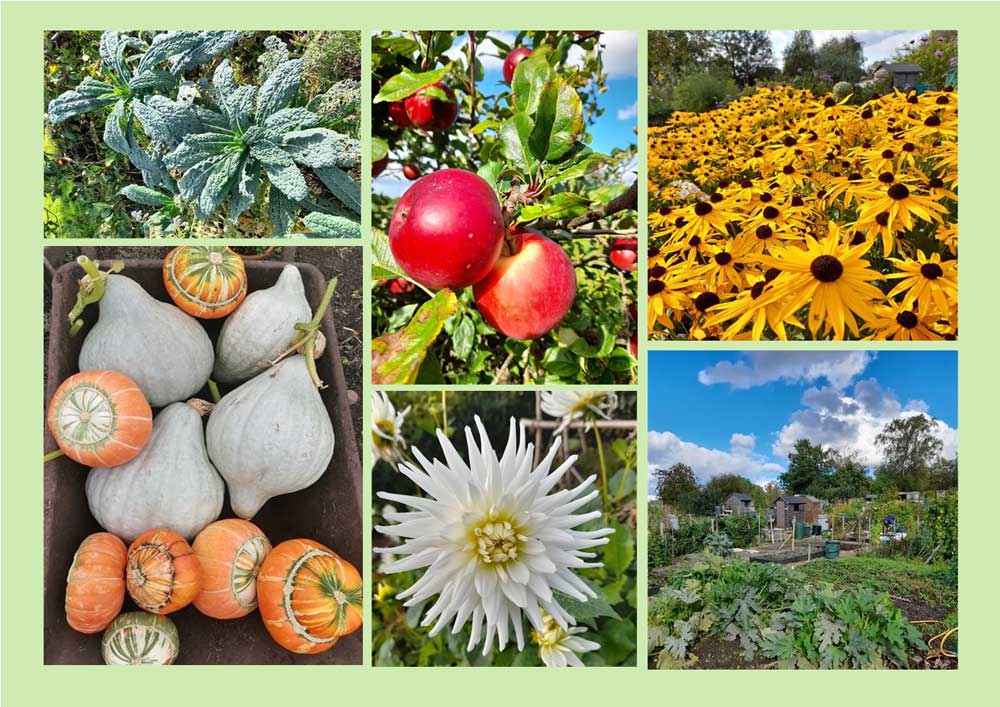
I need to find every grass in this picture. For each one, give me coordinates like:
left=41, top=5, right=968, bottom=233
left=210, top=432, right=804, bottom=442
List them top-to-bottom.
left=797, top=555, right=957, bottom=609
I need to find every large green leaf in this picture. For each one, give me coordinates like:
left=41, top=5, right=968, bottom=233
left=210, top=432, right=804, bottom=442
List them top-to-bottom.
left=511, top=47, right=553, bottom=115
left=256, top=58, right=303, bottom=120
left=374, top=66, right=451, bottom=103
left=47, top=77, right=118, bottom=124
left=529, top=79, right=585, bottom=161
left=499, top=113, right=538, bottom=174
left=250, top=141, right=309, bottom=201
left=312, top=165, right=361, bottom=215
left=118, top=185, right=172, bottom=207
left=518, top=192, right=589, bottom=222
left=303, top=212, right=361, bottom=238
left=372, top=228, right=406, bottom=281
left=372, top=290, right=458, bottom=384
left=602, top=522, right=635, bottom=577
left=553, top=577, right=620, bottom=623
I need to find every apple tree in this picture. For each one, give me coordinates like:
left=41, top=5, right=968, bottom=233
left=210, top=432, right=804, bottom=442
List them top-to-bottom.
left=371, top=31, right=638, bottom=385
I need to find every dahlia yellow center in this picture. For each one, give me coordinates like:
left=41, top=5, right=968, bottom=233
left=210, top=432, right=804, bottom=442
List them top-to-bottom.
left=470, top=509, right=524, bottom=566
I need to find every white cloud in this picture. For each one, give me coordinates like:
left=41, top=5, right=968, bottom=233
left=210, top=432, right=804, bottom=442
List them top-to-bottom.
left=446, top=31, right=517, bottom=73
left=567, top=31, right=638, bottom=78
left=617, top=101, right=638, bottom=121
left=698, top=351, right=872, bottom=391
left=772, top=378, right=958, bottom=466
left=648, top=430, right=784, bottom=493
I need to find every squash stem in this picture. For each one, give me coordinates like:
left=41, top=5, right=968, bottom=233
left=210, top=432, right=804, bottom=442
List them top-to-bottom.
left=67, top=256, right=123, bottom=336
left=271, top=276, right=338, bottom=375
left=207, top=379, right=222, bottom=404
left=43, top=449, right=65, bottom=462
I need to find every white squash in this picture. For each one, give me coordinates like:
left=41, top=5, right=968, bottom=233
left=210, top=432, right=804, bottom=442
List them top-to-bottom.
left=212, top=265, right=312, bottom=384
left=79, top=274, right=214, bottom=407
left=206, top=354, right=334, bottom=519
left=86, top=401, right=224, bottom=542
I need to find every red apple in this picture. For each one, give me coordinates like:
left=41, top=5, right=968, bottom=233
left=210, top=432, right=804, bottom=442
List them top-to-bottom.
left=503, top=47, right=533, bottom=85
left=404, top=82, right=458, bottom=131
left=387, top=99, right=412, bottom=128
left=372, top=155, right=388, bottom=178
left=402, top=163, right=421, bottom=180
left=389, top=169, right=505, bottom=290
left=473, top=227, right=577, bottom=340
left=609, top=237, right=638, bottom=271
left=387, top=278, right=415, bottom=295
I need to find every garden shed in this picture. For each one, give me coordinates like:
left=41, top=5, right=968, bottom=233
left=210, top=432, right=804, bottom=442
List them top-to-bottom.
left=873, top=62, right=924, bottom=90
left=898, top=490, right=922, bottom=502
left=723, top=493, right=756, bottom=516
left=773, top=495, right=823, bottom=528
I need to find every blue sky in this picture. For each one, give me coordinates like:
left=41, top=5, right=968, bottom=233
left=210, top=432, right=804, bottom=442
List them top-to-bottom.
left=374, top=31, right=637, bottom=197
left=648, top=351, right=958, bottom=494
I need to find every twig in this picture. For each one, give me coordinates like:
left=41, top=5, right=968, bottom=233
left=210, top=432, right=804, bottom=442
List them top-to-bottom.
left=529, top=181, right=638, bottom=231
left=493, top=352, right=514, bottom=385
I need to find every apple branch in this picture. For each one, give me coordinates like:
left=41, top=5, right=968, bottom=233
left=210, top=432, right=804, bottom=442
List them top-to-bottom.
left=527, top=180, right=638, bottom=234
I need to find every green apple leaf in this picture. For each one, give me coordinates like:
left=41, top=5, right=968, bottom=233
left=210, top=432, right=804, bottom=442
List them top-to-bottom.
left=511, top=46, right=553, bottom=114
left=374, top=66, right=451, bottom=103
left=529, top=79, right=584, bottom=161
left=499, top=112, right=538, bottom=174
left=518, top=191, right=589, bottom=222
left=372, top=289, right=458, bottom=384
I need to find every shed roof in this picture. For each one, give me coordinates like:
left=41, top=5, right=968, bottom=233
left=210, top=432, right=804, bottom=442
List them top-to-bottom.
left=881, top=63, right=924, bottom=73
left=727, top=493, right=753, bottom=502
left=776, top=494, right=820, bottom=504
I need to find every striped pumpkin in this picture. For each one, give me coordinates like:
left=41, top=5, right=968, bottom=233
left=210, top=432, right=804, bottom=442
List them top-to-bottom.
left=163, top=246, right=248, bottom=319
left=47, top=370, right=152, bottom=467
left=192, top=519, right=271, bottom=619
left=126, top=529, right=201, bottom=615
left=65, top=532, right=127, bottom=634
left=258, top=539, right=363, bottom=654
left=101, top=612, right=179, bottom=665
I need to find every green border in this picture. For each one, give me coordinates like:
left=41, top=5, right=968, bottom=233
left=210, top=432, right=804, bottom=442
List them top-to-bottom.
left=2, top=2, right=989, bottom=704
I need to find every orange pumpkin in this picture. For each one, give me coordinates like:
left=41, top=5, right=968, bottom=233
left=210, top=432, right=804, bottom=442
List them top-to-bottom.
left=163, top=246, right=248, bottom=319
left=47, top=370, right=153, bottom=467
left=192, top=519, right=271, bottom=619
left=126, top=528, right=201, bottom=615
left=65, top=532, right=127, bottom=633
left=258, top=539, right=363, bottom=654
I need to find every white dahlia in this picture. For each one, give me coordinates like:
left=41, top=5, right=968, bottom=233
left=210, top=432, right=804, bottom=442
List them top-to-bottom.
left=372, top=391, right=409, bottom=465
left=540, top=391, right=619, bottom=433
left=375, top=417, right=613, bottom=656
left=534, top=612, right=601, bottom=667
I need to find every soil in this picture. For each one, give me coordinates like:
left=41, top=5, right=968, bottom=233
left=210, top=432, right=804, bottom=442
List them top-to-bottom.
left=687, top=635, right=775, bottom=670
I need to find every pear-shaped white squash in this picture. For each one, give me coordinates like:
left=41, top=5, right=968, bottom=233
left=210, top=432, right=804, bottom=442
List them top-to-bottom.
left=212, top=265, right=312, bottom=384
left=79, top=275, right=214, bottom=407
left=206, top=354, right=334, bottom=519
left=86, top=402, right=225, bottom=542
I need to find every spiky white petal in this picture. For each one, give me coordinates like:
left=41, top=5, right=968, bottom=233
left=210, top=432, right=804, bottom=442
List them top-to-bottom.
left=371, top=391, right=409, bottom=465
left=540, top=391, right=619, bottom=434
left=376, top=417, right=613, bottom=655
left=534, top=612, right=602, bottom=667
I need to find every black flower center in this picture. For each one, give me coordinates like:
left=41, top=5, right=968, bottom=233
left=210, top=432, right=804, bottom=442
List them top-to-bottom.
left=936, top=95, right=950, bottom=105
left=824, top=97, right=836, bottom=107
left=861, top=108, right=873, bottom=120
left=924, top=115, right=941, bottom=127
left=782, top=136, right=796, bottom=147
left=902, top=142, right=915, bottom=152
left=881, top=149, right=894, bottom=159
left=782, top=164, right=795, bottom=175
left=849, top=172, right=863, bottom=181
left=879, top=172, right=895, bottom=184
left=929, top=177, right=944, bottom=189
left=740, top=178, right=753, bottom=188
left=888, top=183, right=910, bottom=200
left=710, top=192, right=724, bottom=203
left=759, top=192, right=773, bottom=203
left=791, top=195, right=804, bottom=207
left=694, top=202, right=713, bottom=216
left=658, top=205, right=670, bottom=216
left=763, top=206, right=780, bottom=220
left=875, top=211, right=890, bottom=226
left=675, top=217, right=688, bottom=228
left=755, top=225, right=773, bottom=240
left=850, top=232, right=867, bottom=246
left=688, top=235, right=701, bottom=247
left=715, top=252, right=732, bottom=266
left=810, top=255, right=844, bottom=283
left=920, top=263, right=944, bottom=280
left=649, top=264, right=667, bottom=278
left=764, top=267, right=781, bottom=282
left=648, top=280, right=666, bottom=295
left=751, top=281, right=766, bottom=299
left=694, top=292, right=721, bottom=311
left=896, top=310, right=919, bottom=329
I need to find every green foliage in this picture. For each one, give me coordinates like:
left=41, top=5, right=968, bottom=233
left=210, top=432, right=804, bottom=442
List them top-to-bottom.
left=44, top=31, right=361, bottom=238
left=371, top=31, right=637, bottom=384
left=782, top=31, right=817, bottom=77
left=891, top=31, right=958, bottom=89
left=815, top=34, right=865, bottom=83
left=670, top=66, right=737, bottom=113
left=875, top=414, right=946, bottom=493
left=647, top=511, right=759, bottom=568
left=797, top=555, right=957, bottom=610
left=650, top=558, right=925, bottom=669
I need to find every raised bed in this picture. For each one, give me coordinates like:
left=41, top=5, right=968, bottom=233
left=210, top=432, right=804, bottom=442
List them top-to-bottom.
left=43, top=258, right=362, bottom=665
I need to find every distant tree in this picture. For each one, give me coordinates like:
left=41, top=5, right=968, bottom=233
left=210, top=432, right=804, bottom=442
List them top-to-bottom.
left=648, top=30, right=714, bottom=84
left=708, top=30, right=775, bottom=87
left=783, top=30, right=817, bottom=77
left=815, top=34, right=865, bottom=82
left=874, top=414, right=944, bottom=492
left=780, top=439, right=834, bottom=496
left=826, top=451, right=872, bottom=501
left=928, top=456, right=959, bottom=490
left=654, top=463, right=701, bottom=512
left=703, top=474, right=766, bottom=513
left=762, top=481, right=783, bottom=505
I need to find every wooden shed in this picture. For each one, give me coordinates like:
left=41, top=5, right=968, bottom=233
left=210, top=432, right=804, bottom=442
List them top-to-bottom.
left=873, top=62, right=924, bottom=90
left=898, top=490, right=921, bottom=503
left=723, top=492, right=756, bottom=516
left=773, top=495, right=823, bottom=528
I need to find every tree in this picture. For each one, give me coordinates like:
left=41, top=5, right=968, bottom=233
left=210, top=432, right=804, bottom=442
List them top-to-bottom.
left=648, top=30, right=713, bottom=85
left=783, top=30, right=817, bottom=78
left=891, top=30, right=958, bottom=89
left=708, top=31, right=775, bottom=87
left=815, top=34, right=865, bottom=82
left=875, top=414, right=944, bottom=492
left=779, top=439, right=833, bottom=496
left=826, top=451, right=871, bottom=501
left=929, top=456, right=958, bottom=490
left=654, top=463, right=701, bottom=513
left=703, top=474, right=766, bottom=513
left=762, top=481, right=783, bottom=505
